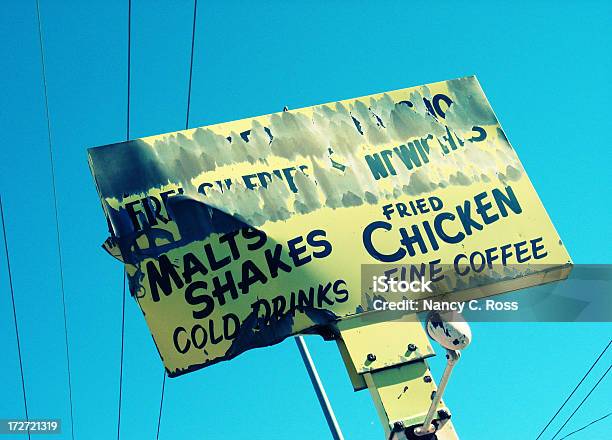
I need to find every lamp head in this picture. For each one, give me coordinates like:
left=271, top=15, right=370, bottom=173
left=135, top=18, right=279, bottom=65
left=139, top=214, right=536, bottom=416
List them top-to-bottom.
left=425, top=311, right=472, bottom=351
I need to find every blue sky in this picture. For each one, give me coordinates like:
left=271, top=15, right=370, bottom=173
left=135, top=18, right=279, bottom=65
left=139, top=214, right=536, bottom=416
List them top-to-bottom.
left=1, top=1, right=611, bottom=439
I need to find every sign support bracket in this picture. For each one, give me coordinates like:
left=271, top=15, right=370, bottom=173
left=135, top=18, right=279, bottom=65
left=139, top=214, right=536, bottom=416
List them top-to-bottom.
left=333, top=314, right=460, bottom=439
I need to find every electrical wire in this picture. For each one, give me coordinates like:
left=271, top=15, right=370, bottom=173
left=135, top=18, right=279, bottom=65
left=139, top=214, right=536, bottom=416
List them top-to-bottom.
left=34, top=0, right=75, bottom=438
left=126, top=0, right=132, bottom=141
left=185, top=0, right=198, bottom=130
left=117, top=1, right=132, bottom=439
left=156, top=2, right=199, bottom=437
left=1, top=196, right=30, bottom=440
left=117, top=271, right=127, bottom=439
left=535, top=339, right=611, bottom=439
left=551, top=362, right=612, bottom=440
left=156, top=373, right=166, bottom=440
left=558, top=411, right=612, bottom=439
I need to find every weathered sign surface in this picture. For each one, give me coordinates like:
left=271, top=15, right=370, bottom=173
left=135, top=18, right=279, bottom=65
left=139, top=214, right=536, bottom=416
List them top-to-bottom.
left=88, top=76, right=571, bottom=377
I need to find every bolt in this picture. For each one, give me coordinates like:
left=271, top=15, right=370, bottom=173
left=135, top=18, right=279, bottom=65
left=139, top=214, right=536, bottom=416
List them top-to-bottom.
left=407, top=344, right=417, bottom=352
left=367, top=353, right=376, bottom=362
left=423, top=375, right=432, bottom=383
left=437, top=409, right=451, bottom=420
left=393, top=421, right=404, bottom=431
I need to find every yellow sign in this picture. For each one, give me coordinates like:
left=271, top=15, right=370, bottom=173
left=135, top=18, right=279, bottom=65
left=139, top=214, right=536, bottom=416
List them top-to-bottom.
left=88, top=76, right=570, bottom=377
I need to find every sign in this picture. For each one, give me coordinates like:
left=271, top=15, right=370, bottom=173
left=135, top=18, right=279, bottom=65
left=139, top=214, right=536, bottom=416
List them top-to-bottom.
left=88, top=76, right=571, bottom=377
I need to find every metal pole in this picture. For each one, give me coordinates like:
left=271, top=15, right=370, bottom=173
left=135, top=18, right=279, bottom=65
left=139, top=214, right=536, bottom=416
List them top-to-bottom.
left=283, top=102, right=343, bottom=439
left=295, top=336, right=345, bottom=440
left=415, top=350, right=460, bottom=436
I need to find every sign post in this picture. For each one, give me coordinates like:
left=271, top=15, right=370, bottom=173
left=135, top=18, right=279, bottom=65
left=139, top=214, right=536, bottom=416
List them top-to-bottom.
left=295, top=336, right=344, bottom=440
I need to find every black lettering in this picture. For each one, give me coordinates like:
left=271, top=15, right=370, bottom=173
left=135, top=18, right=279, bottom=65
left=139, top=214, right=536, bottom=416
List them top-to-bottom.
left=456, top=200, right=483, bottom=235
left=242, top=227, right=267, bottom=250
left=307, top=229, right=332, bottom=259
left=287, top=236, right=311, bottom=267
left=204, top=242, right=232, bottom=270
left=265, top=244, right=293, bottom=277
left=182, top=252, right=208, bottom=284
left=147, top=254, right=184, bottom=302
left=238, top=260, right=268, bottom=295
left=211, top=271, right=238, bottom=305
left=333, top=279, right=349, bottom=303
left=185, top=281, right=215, bottom=319
left=317, top=282, right=334, bottom=307
left=223, top=313, right=240, bottom=340
left=191, top=324, right=208, bottom=349
left=173, top=327, right=191, bottom=354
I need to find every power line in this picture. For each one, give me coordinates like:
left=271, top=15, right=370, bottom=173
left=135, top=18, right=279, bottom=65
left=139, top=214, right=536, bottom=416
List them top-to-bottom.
left=126, top=0, right=132, bottom=140
left=185, top=0, right=198, bottom=130
left=34, top=1, right=75, bottom=438
left=117, top=1, right=132, bottom=438
left=156, top=2, right=199, bottom=436
left=1, top=196, right=30, bottom=440
left=117, top=271, right=127, bottom=439
left=535, top=339, right=611, bottom=439
left=551, top=362, right=612, bottom=440
left=156, top=373, right=166, bottom=440
left=558, top=411, right=612, bottom=439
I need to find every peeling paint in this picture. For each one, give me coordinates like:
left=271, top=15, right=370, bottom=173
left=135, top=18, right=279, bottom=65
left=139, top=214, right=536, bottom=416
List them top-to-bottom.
left=87, top=76, right=571, bottom=376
